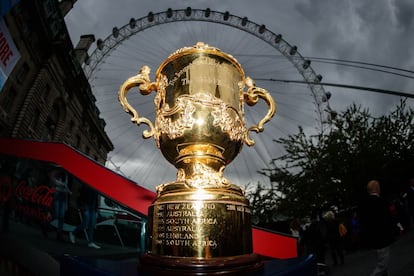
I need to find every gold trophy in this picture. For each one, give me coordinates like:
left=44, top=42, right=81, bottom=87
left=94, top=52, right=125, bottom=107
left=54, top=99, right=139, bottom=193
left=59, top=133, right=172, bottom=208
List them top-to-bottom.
left=119, top=42, right=276, bottom=275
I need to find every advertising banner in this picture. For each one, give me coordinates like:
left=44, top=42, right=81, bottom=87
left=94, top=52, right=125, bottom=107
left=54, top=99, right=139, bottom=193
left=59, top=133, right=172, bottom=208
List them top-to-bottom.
left=0, top=17, right=20, bottom=91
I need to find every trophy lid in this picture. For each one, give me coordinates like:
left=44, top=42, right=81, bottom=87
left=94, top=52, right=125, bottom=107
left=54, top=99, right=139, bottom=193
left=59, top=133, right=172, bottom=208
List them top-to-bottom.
left=156, top=42, right=245, bottom=81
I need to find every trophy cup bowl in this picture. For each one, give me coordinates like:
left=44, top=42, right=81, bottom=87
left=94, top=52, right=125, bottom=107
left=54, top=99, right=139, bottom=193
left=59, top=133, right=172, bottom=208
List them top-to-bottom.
left=119, top=42, right=276, bottom=275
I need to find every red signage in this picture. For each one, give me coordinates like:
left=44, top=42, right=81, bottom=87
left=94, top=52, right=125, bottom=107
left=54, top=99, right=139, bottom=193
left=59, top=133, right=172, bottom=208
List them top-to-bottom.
left=0, top=18, right=21, bottom=89
left=0, top=175, right=55, bottom=222
left=14, top=181, right=55, bottom=208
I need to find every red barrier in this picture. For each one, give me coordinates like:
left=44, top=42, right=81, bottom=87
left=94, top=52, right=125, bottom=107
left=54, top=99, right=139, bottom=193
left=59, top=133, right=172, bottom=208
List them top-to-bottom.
left=0, top=137, right=297, bottom=259
left=253, top=227, right=298, bottom=259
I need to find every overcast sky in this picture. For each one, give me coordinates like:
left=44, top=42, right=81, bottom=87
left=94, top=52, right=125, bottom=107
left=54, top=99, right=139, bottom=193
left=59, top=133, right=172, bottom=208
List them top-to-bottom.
left=64, top=0, right=414, bottom=191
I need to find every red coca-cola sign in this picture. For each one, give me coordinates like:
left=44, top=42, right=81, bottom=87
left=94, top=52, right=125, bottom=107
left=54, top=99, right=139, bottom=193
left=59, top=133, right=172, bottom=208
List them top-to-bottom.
left=0, top=175, right=56, bottom=222
left=14, top=180, right=55, bottom=208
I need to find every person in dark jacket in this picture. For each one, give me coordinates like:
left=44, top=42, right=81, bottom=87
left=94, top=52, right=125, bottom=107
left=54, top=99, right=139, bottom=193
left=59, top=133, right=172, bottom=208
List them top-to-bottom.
left=360, top=180, right=395, bottom=276
left=302, top=213, right=327, bottom=264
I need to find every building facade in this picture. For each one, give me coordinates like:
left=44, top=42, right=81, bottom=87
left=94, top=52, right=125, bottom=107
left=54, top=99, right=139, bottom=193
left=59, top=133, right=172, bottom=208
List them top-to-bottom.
left=0, top=0, right=113, bottom=164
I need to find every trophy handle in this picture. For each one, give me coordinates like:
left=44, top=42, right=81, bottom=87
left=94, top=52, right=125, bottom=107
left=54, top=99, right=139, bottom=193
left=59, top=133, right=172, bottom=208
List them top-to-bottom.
left=118, top=65, right=158, bottom=138
left=243, top=77, right=277, bottom=146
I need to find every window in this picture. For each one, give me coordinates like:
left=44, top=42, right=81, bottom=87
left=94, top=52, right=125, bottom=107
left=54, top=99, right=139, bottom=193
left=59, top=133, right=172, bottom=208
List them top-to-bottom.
left=43, top=0, right=55, bottom=17
left=16, top=62, right=29, bottom=84
left=42, top=84, right=51, bottom=102
left=1, top=87, right=15, bottom=112
left=29, top=109, right=41, bottom=131
left=75, top=134, right=81, bottom=148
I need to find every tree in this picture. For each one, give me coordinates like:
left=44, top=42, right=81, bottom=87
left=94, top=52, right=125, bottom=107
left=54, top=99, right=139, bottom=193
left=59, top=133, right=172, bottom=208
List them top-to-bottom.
left=247, top=99, right=414, bottom=221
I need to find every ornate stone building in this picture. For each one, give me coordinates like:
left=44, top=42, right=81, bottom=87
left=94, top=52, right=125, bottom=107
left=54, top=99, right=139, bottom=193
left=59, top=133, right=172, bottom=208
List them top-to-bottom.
left=0, top=0, right=113, bottom=164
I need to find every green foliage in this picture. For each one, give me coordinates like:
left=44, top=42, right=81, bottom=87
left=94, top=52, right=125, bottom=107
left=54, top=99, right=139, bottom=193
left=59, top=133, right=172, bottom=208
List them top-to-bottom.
left=247, top=99, right=414, bottom=221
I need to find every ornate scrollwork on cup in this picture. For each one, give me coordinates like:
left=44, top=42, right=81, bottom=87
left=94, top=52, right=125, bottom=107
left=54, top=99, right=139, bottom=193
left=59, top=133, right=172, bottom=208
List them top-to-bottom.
left=155, top=93, right=246, bottom=142
left=157, top=98, right=196, bottom=139
left=176, top=161, right=229, bottom=188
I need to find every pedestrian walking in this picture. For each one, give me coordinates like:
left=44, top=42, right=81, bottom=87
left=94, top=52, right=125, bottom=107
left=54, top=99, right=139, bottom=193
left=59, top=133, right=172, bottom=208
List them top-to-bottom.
left=50, top=168, right=71, bottom=241
left=360, top=180, right=396, bottom=276
left=69, top=184, right=100, bottom=249
left=324, top=211, right=345, bottom=266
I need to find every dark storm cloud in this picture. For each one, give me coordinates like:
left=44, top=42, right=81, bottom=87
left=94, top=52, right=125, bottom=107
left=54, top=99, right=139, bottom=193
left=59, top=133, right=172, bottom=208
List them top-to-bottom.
left=291, top=0, right=414, bottom=115
left=294, top=0, right=403, bottom=69
left=392, top=0, right=414, bottom=30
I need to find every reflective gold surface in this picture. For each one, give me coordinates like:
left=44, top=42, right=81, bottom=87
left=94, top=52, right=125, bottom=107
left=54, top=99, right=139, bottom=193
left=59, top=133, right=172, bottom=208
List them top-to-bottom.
left=118, top=42, right=276, bottom=272
left=147, top=183, right=252, bottom=258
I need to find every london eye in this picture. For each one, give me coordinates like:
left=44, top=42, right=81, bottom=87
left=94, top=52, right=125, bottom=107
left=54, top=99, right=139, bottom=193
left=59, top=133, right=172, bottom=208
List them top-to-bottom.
left=83, top=8, right=332, bottom=191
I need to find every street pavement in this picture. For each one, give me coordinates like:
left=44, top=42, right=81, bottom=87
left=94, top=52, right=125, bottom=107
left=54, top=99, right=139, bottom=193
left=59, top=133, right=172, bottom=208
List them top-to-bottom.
left=0, top=219, right=139, bottom=275
left=1, top=219, right=414, bottom=275
left=1, top=219, right=140, bottom=258
left=324, top=229, right=414, bottom=276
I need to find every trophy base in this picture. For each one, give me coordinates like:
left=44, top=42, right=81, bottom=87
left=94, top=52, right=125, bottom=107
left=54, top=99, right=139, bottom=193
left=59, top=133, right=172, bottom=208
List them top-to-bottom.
left=146, top=182, right=254, bottom=258
left=139, top=253, right=263, bottom=275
